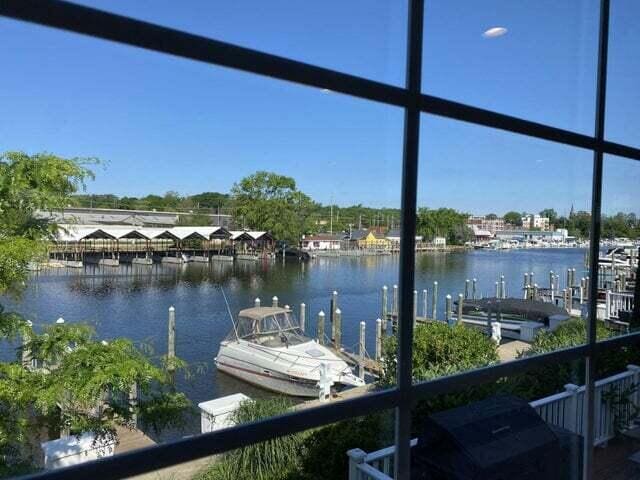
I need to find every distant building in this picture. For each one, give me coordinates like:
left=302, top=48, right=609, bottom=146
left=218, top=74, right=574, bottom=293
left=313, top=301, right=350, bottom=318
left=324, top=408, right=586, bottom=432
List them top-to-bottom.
left=37, top=207, right=232, bottom=228
left=521, top=214, right=550, bottom=231
left=466, top=216, right=505, bottom=234
left=470, top=225, right=492, bottom=242
left=349, top=229, right=391, bottom=249
left=385, top=229, right=424, bottom=246
left=301, top=234, right=343, bottom=251
left=433, top=237, right=447, bottom=247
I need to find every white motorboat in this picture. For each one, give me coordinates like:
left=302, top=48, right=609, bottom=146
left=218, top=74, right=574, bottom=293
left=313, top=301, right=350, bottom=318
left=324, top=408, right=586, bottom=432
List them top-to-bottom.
left=215, top=306, right=365, bottom=397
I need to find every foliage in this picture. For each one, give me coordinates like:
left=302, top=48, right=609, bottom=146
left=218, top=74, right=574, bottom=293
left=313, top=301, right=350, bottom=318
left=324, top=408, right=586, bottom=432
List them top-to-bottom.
left=0, top=151, right=191, bottom=474
left=232, top=171, right=317, bottom=243
left=416, top=208, right=472, bottom=245
left=539, top=208, right=558, bottom=225
left=503, top=211, right=523, bottom=227
left=507, top=319, right=640, bottom=399
left=380, top=322, right=499, bottom=387
left=196, top=398, right=303, bottom=480
left=297, top=413, right=392, bottom=480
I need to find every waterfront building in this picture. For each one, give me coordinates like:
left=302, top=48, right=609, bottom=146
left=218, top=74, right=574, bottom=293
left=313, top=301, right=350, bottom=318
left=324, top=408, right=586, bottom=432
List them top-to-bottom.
left=521, top=214, right=550, bottom=231
left=466, top=215, right=506, bottom=234
left=349, top=229, right=391, bottom=249
left=385, top=229, right=424, bottom=246
left=301, top=234, right=343, bottom=250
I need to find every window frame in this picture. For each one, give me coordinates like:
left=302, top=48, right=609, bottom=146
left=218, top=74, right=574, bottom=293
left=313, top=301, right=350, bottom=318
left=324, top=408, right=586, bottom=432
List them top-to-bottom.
left=2, top=1, right=639, bottom=479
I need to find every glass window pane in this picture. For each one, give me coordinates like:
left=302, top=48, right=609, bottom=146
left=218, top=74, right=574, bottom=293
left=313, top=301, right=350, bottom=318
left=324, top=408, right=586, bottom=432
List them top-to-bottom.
left=64, top=0, right=408, bottom=86
left=422, top=0, right=599, bottom=133
left=605, top=0, right=640, bottom=147
left=0, top=18, right=403, bottom=477
left=407, top=114, right=592, bottom=388
left=599, top=155, right=640, bottom=337
left=410, top=363, right=586, bottom=479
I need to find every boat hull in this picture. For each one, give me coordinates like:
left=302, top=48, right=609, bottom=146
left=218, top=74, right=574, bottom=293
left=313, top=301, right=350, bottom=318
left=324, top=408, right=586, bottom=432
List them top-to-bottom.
left=216, top=358, right=319, bottom=397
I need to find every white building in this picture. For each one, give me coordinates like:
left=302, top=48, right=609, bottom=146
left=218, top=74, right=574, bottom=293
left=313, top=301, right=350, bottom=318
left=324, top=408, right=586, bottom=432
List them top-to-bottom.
left=521, top=214, right=550, bottom=231
left=301, top=234, right=343, bottom=250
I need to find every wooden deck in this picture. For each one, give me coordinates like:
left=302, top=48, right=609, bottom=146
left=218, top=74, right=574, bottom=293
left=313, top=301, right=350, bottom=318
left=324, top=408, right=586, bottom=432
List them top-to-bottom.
left=594, top=431, right=640, bottom=480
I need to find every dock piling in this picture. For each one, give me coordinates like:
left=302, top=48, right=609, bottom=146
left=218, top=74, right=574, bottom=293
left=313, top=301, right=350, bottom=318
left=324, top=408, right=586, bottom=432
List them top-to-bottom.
left=472, top=278, right=477, bottom=300
left=464, top=279, right=470, bottom=300
left=432, top=281, right=438, bottom=319
left=495, top=281, right=500, bottom=299
left=381, top=285, right=388, bottom=319
left=392, top=285, right=398, bottom=316
left=422, top=289, right=428, bottom=319
left=413, top=290, right=418, bottom=327
left=457, top=293, right=464, bottom=325
left=445, top=295, right=452, bottom=324
left=300, top=303, right=306, bottom=333
left=168, top=306, right=176, bottom=372
left=333, top=308, right=342, bottom=350
left=317, top=311, right=325, bottom=345
left=375, top=318, right=383, bottom=362
left=359, top=321, right=366, bottom=380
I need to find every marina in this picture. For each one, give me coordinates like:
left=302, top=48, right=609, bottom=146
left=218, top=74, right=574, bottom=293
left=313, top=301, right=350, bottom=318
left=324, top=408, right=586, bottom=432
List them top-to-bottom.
left=2, top=247, right=636, bottom=441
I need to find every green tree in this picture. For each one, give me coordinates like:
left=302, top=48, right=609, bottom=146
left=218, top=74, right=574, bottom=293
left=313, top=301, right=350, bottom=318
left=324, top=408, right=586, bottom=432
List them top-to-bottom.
left=0, top=151, right=190, bottom=474
left=232, top=171, right=316, bottom=243
left=416, top=208, right=472, bottom=245
left=539, top=208, right=558, bottom=225
left=503, top=211, right=522, bottom=227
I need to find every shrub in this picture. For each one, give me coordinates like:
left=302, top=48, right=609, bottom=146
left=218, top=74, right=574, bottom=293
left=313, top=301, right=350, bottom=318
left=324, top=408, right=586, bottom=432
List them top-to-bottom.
left=507, top=318, right=640, bottom=400
left=379, top=322, right=499, bottom=387
left=194, top=397, right=304, bottom=480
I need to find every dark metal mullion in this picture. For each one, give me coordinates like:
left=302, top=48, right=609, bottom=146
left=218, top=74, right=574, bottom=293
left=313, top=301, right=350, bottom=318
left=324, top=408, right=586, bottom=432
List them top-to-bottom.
left=394, top=0, right=424, bottom=478
left=584, top=0, right=610, bottom=478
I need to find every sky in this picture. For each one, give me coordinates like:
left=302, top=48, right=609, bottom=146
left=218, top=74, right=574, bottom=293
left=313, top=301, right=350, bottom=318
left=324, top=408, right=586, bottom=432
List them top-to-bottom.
left=0, top=0, right=638, bottom=215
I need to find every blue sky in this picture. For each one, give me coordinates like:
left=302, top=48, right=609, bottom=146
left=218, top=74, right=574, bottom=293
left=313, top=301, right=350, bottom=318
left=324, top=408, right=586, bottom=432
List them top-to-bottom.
left=0, top=0, right=637, bottom=215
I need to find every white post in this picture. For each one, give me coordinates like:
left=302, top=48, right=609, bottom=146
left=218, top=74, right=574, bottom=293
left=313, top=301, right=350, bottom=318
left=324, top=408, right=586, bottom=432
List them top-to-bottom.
left=500, top=275, right=506, bottom=299
left=472, top=278, right=477, bottom=300
left=464, top=279, right=470, bottom=299
left=432, top=281, right=438, bottom=319
left=495, top=281, right=500, bottom=298
left=381, top=285, right=388, bottom=319
left=392, top=285, right=398, bottom=316
left=422, top=289, right=428, bottom=319
left=413, top=290, right=418, bottom=326
left=605, top=290, right=611, bottom=319
left=457, top=293, right=464, bottom=325
left=445, top=294, right=452, bottom=324
left=272, top=295, right=278, bottom=308
left=254, top=297, right=261, bottom=308
left=300, top=303, right=306, bottom=333
left=168, top=306, right=176, bottom=371
left=317, top=310, right=325, bottom=345
left=375, top=318, right=383, bottom=362
left=21, top=320, right=33, bottom=370
left=359, top=321, right=366, bottom=380
left=491, top=321, right=501, bottom=344
left=317, top=362, right=333, bottom=403
left=564, top=383, right=580, bottom=432
left=347, top=449, right=367, bottom=480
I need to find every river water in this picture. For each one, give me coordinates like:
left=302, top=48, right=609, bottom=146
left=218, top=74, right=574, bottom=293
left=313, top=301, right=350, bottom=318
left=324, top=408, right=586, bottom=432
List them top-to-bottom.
left=1, top=248, right=587, bottom=438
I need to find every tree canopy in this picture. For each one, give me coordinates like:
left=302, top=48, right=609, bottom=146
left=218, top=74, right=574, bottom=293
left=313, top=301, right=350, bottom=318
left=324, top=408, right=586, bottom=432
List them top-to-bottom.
left=0, top=151, right=190, bottom=475
left=231, top=171, right=317, bottom=243
left=416, top=208, right=472, bottom=245
left=503, top=211, right=522, bottom=227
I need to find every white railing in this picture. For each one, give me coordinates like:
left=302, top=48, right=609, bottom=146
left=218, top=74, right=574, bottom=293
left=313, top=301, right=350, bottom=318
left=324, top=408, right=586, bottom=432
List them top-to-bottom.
left=605, top=290, right=634, bottom=319
left=348, top=365, right=640, bottom=479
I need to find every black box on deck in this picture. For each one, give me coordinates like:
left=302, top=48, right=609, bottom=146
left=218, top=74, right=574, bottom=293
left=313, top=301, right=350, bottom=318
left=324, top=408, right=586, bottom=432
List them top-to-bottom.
left=411, top=395, right=580, bottom=480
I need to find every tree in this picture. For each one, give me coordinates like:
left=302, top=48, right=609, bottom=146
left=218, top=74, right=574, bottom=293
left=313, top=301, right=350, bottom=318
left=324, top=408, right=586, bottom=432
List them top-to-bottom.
left=0, top=151, right=190, bottom=474
left=231, top=171, right=316, bottom=243
left=416, top=208, right=472, bottom=245
left=539, top=208, right=558, bottom=225
left=503, top=211, right=522, bottom=227
left=485, top=213, right=498, bottom=220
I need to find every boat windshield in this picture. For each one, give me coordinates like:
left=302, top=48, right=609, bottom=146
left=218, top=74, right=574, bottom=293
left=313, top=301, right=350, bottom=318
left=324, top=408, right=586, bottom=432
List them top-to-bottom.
left=229, top=312, right=310, bottom=347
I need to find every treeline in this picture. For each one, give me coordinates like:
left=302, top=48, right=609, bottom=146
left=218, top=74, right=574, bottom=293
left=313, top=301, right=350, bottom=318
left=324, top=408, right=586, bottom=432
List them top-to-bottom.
left=70, top=173, right=638, bottom=242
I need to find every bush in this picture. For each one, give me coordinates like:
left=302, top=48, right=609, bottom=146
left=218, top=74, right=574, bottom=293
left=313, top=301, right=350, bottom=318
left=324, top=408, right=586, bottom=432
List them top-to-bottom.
left=507, top=318, right=640, bottom=400
left=379, top=322, right=499, bottom=387
left=194, top=397, right=304, bottom=480
left=297, top=413, right=393, bottom=480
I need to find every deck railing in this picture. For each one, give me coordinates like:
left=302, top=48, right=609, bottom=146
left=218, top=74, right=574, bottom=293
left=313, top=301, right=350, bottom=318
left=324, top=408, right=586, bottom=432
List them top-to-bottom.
left=606, top=290, right=635, bottom=319
left=348, top=365, right=640, bottom=479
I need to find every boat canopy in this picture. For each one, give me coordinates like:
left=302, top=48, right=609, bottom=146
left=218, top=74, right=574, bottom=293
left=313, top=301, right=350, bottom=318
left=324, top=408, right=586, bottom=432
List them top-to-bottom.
left=460, top=298, right=570, bottom=324
left=228, top=307, right=308, bottom=346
